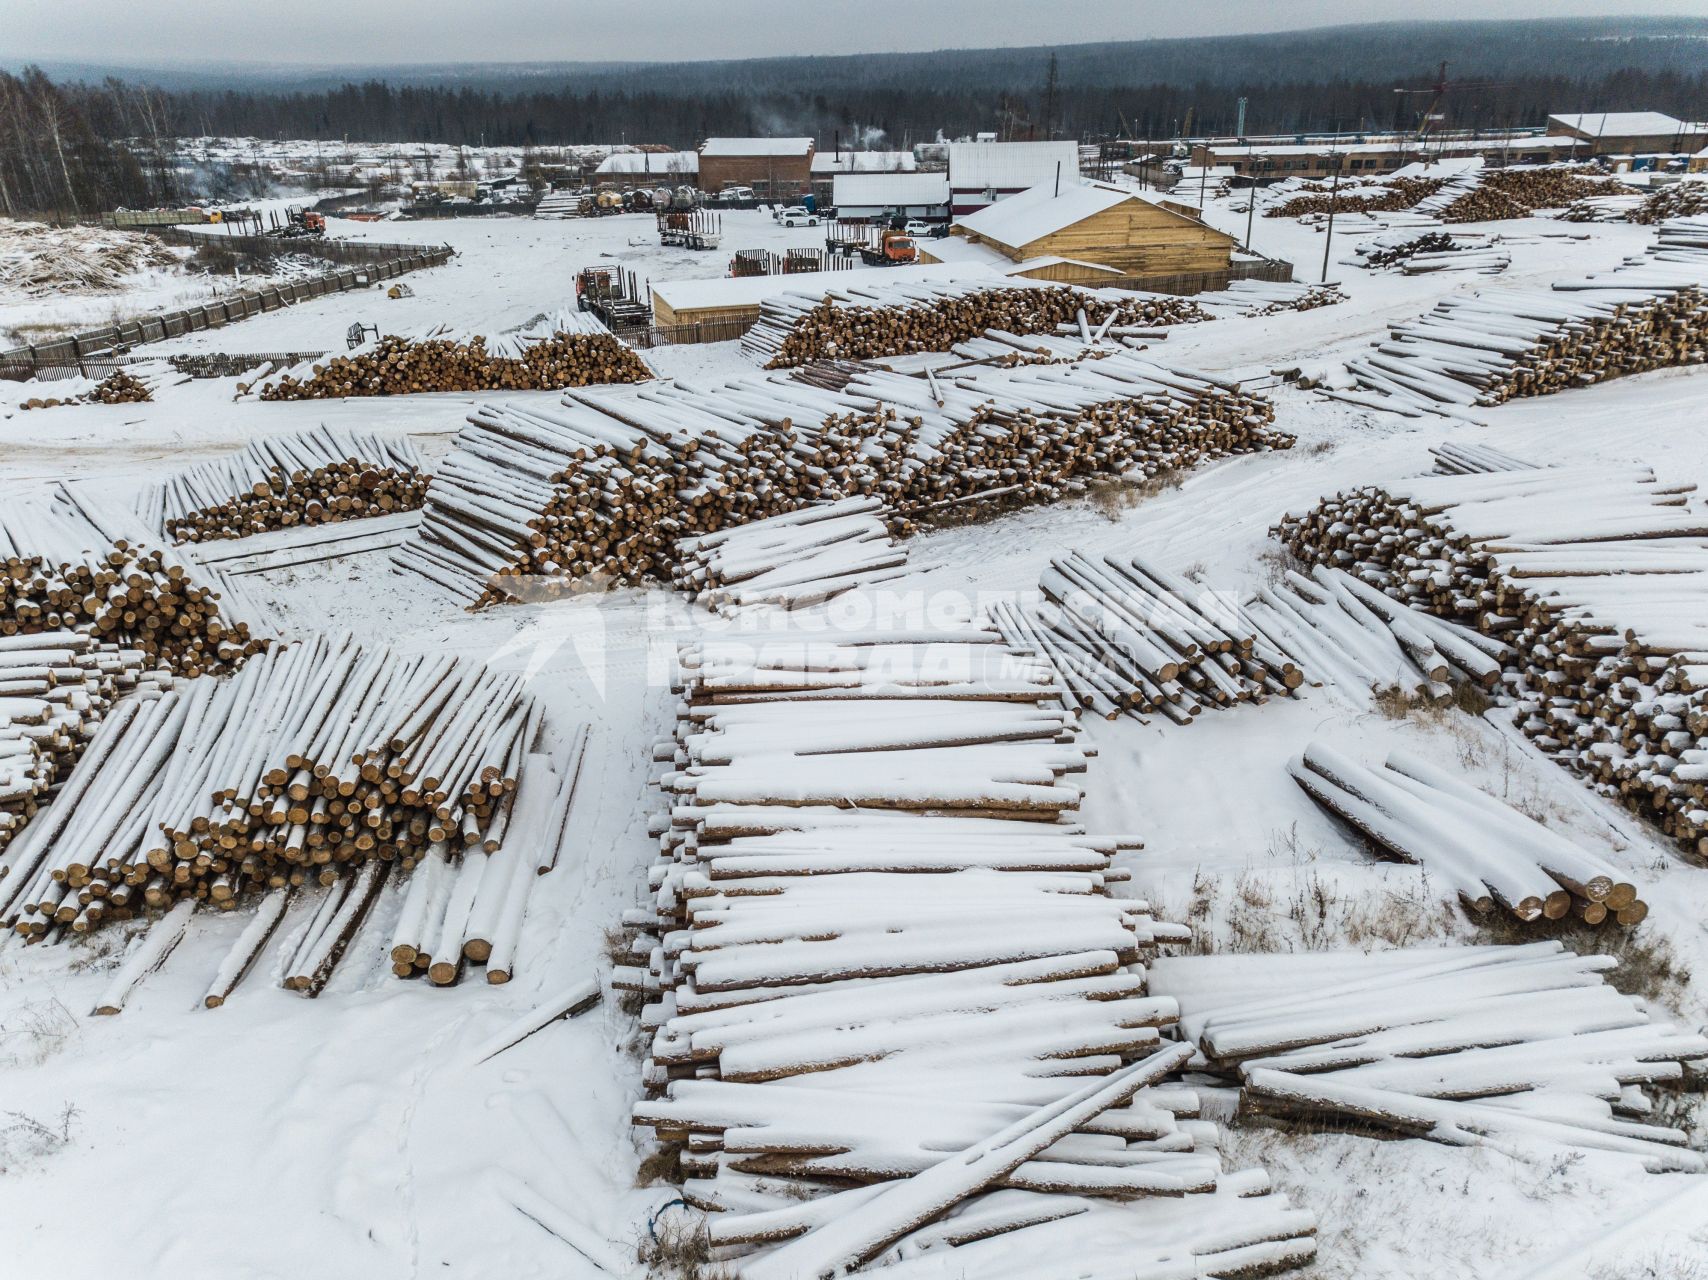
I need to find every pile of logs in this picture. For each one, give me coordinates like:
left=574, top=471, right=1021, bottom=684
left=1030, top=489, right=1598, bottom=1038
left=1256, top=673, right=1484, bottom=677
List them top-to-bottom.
left=1434, top=166, right=1635, bottom=223
left=1262, top=176, right=1446, bottom=220
left=1629, top=183, right=1708, bottom=225
left=1651, top=215, right=1708, bottom=266
left=1351, top=231, right=1510, bottom=275
left=1336, top=260, right=1708, bottom=417
left=742, top=280, right=1209, bottom=368
left=1191, top=280, right=1347, bottom=316
left=253, top=310, right=651, bottom=400
left=396, top=353, right=1287, bottom=605
left=16, top=367, right=160, bottom=410
left=143, top=427, right=429, bottom=544
left=1428, top=441, right=1540, bottom=475
left=1274, top=464, right=1708, bottom=857
left=0, top=486, right=267, bottom=674
left=672, top=498, right=913, bottom=613
left=989, top=553, right=1303, bottom=724
left=1245, top=564, right=1508, bottom=705
left=619, top=626, right=1318, bottom=1276
left=0, top=632, right=163, bottom=862
left=0, top=636, right=582, bottom=994
left=1291, top=743, right=1645, bottom=924
left=1152, top=943, right=1708, bottom=1169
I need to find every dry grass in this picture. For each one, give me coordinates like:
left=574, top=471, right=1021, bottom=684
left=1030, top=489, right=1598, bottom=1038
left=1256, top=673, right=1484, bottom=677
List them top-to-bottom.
left=1085, top=468, right=1183, bottom=522
left=1256, top=543, right=1307, bottom=587
left=1370, top=680, right=1492, bottom=722
left=1476, top=914, right=1693, bottom=1014
left=0, top=996, right=79, bottom=1069
left=0, top=1103, right=79, bottom=1174
left=634, top=1144, right=684, bottom=1188
left=637, top=1213, right=731, bottom=1280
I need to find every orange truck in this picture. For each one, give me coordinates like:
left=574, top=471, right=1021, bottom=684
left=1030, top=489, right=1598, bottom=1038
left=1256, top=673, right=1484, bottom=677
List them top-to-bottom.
left=859, top=228, right=918, bottom=266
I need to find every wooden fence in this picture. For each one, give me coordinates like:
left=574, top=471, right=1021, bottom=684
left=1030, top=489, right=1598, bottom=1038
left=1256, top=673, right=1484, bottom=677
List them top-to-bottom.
left=0, top=235, right=453, bottom=377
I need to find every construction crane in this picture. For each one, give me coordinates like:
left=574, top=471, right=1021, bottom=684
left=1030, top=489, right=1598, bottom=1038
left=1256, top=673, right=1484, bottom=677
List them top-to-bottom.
left=1393, top=62, right=1509, bottom=141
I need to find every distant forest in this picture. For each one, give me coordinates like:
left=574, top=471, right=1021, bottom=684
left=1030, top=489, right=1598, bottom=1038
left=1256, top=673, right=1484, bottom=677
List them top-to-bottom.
left=4, top=17, right=1707, bottom=215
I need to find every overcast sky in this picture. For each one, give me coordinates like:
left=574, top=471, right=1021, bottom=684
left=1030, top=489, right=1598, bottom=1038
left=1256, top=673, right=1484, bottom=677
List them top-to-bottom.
left=12, top=0, right=1708, bottom=66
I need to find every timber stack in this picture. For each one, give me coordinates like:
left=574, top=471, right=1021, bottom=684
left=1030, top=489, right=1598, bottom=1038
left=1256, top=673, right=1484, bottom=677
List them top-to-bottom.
left=1435, top=165, right=1634, bottom=223
left=1263, top=175, right=1445, bottom=219
left=1631, top=184, right=1708, bottom=224
left=1351, top=231, right=1510, bottom=275
left=742, top=279, right=1208, bottom=368
left=253, top=310, right=650, bottom=400
left=395, top=352, right=1286, bottom=606
left=19, top=367, right=158, bottom=410
left=145, top=427, right=429, bottom=543
left=1274, top=463, right=1708, bottom=858
left=0, top=488, right=267, bottom=674
left=672, top=498, right=913, bottom=613
left=989, top=552, right=1304, bottom=725
left=618, top=624, right=1319, bottom=1276
left=0, top=632, right=164, bottom=861
left=0, top=636, right=584, bottom=995
left=1291, top=742, right=1646, bottom=925
left=1152, top=943, right=1708, bottom=1169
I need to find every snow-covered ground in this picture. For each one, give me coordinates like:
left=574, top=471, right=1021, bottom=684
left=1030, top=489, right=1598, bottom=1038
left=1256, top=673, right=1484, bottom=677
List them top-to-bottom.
left=2, top=191, right=1706, bottom=1278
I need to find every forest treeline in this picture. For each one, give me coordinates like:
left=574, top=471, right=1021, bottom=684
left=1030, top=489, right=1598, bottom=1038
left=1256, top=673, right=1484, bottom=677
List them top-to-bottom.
left=3, top=16, right=1707, bottom=216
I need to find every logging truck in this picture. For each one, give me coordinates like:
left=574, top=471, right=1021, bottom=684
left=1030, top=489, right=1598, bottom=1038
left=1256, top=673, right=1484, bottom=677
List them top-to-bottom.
left=859, top=229, right=918, bottom=266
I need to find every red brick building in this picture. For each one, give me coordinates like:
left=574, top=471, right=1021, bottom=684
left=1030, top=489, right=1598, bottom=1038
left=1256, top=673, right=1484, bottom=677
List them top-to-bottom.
left=697, top=138, right=815, bottom=200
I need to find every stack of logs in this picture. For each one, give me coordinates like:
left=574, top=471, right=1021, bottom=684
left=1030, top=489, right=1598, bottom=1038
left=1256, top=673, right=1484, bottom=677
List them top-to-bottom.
left=1437, top=166, right=1635, bottom=223
left=1263, top=176, right=1446, bottom=219
left=1631, top=184, right=1708, bottom=224
left=1351, top=231, right=1510, bottom=275
left=1337, top=259, right=1708, bottom=417
left=742, top=280, right=1209, bottom=368
left=1191, top=280, right=1347, bottom=317
left=253, top=311, right=651, bottom=400
left=395, top=353, right=1287, bottom=606
left=17, top=368, right=156, bottom=410
left=144, top=427, right=429, bottom=544
left=1275, top=463, right=1708, bottom=858
left=0, top=486, right=267, bottom=674
left=672, top=498, right=912, bottom=613
left=989, top=552, right=1303, bottom=724
left=618, top=626, right=1319, bottom=1277
left=0, top=632, right=163, bottom=861
left=0, top=637, right=579, bottom=995
left=1291, top=742, right=1646, bottom=925
left=1152, top=943, right=1708, bottom=1169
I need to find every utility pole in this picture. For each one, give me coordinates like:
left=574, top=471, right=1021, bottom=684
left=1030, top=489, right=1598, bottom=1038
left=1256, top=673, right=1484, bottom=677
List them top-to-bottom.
left=1042, top=53, right=1060, bottom=142
left=1243, top=137, right=1256, bottom=252
left=1320, top=152, right=1342, bottom=284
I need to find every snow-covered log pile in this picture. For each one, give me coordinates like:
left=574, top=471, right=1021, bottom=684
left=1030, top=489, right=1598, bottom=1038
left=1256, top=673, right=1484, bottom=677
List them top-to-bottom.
left=1433, top=166, right=1633, bottom=223
left=1261, top=175, right=1446, bottom=219
left=1629, top=182, right=1708, bottom=225
left=1557, top=193, right=1650, bottom=224
left=1651, top=215, right=1708, bottom=266
left=0, top=218, right=184, bottom=296
left=1350, top=231, right=1510, bottom=275
left=1338, top=263, right=1708, bottom=418
left=1190, top=279, right=1346, bottom=316
left=742, top=280, right=1208, bottom=368
left=252, top=310, right=651, bottom=400
left=396, top=353, right=1286, bottom=605
left=15, top=367, right=160, bottom=411
left=144, top=427, right=429, bottom=544
left=1428, top=441, right=1541, bottom=475
left=1275, top=465, right=1708, bottom=857
left=0, top=487, right=268, bottom=674
left=672, top=498, right=913, bottom=614
left=989, top=552, right=1303, bottom=724
left=1245, top=564, right=1509, bottom=705
left=621, top=629, right=1319, bottom=1276
left=0, top=633, right=164, bottom=862
left=0, top=636, right=580, bottom=992
left=1291, top=743, right=1645, bottom=924
left=1152, top=943, right=1708, bottom=1169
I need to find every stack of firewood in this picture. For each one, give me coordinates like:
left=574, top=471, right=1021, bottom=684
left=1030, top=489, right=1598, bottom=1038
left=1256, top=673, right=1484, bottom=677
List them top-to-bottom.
left=1436, top=165, right=1635, bottom=223
left=1337, top=261, right=1708, bottom=417
left=743, top=280, right=1209, bottom=368
left=253, top=310, right=651, bottom=400
left=396, top=353, right=1287, bottom=605
left=144, top=427, right=429, bottom=543
left=1275, top=463, right=1708, bottom=858
left=0, top=487, right=268, bottom=674
left=672, top=498, right=913, bottom=613
left=989, top=553, right=1304, bottom=724
left=618, top=626, right=1319, bottom=1277
left=0, top=632, right=164, bottom=862
left=0, top=636, right=585, bottom=997
left=1291, top=743, right=1646, bottom=924
left=1153, top=943, right=1708, bottom=1169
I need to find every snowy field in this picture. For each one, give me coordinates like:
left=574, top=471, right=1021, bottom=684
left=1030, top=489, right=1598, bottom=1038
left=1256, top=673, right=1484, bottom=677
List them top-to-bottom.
left=2, top=191, right=1707, bottom=1279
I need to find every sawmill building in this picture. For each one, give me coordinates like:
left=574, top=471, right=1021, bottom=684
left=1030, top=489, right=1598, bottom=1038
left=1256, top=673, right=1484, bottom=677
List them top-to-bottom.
left=698, top=138, right=815, bottom=201
left=947, top=141, right=1080, bottom=215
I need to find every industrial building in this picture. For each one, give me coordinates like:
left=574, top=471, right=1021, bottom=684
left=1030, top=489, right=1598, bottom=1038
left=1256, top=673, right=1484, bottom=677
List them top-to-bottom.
left=1547, top=112, right=1707, bottom=157
left=1189, top=135, right=1578, bottom=182
left=698, top=138, right=815, bottom=201
left=946, top=140, right=1080, bottom=215
left=592, top=150, right=699, bottom=190
left=810, top=150, right=917, bottom=206
left=830, top=172, right=951, bottom=221
left=941, top=178, right=1241, bottom=292
left=649, top=261, right=992, bottom=334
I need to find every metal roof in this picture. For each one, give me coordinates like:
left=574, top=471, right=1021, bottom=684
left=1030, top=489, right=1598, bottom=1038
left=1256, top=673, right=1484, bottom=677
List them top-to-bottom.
left=1548, top=113, right=1690, bottom=139
left=700, top=138, right=815, bottom=157
left=948, top=141, right=1080, bottom=192
left=812, top=151, right=918, bottom=174
left=831, top=172, right=951, bottom=207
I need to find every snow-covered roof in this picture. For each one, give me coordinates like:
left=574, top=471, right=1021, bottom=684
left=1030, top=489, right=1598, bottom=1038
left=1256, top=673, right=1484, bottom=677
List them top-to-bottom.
left=1548, top=112, right=1689, bottom=139
left=701, top=137, right=815, bottom=158
left=1209, top=137, right=1580, bottom=157
left=948, top=141, right=1079, bottom=192
left=595, top=151, right=699, bottom=176
left=812, top=151, right=918, bottom=175
left=831, top=172, right=950, bottom=208
left=953, top=179, right=1136, bottom=249
left=918, top=236, right=1121, bottom=279
left=652, top=262, right=998, bottom=314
